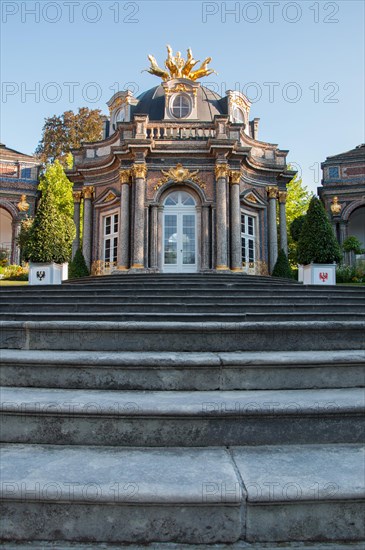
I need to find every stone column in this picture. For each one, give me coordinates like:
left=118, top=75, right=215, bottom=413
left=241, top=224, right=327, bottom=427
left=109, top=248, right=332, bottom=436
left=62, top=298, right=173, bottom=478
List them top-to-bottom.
left=131, top=163, right=147, bottom=269
left=215, top=163, right=229, bottom=270
left=119, top=169, right=131, bottom=270
left=230, top=170, right=243, bottom=271
left=82, top=186, right=94, bottom=270
left=267, top=186, right=278, bottom=273
left=72, top=191, right=82, bottom=258
left=278, top=191, right=288, bottom=255
left=150, top=205, right=158, bottom=270
left=201, top=205, right=210, bottom=270
left=11, top=219, right=21, bottom=265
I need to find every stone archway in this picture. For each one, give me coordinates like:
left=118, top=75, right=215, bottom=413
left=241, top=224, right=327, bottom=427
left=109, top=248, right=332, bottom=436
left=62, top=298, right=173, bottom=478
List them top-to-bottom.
left=0, top=200, right=21, bottom=264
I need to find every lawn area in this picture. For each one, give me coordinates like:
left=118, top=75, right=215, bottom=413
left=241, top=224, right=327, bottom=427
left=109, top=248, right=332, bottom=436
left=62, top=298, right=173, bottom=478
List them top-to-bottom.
left=0, top=280, right=28, bottom=286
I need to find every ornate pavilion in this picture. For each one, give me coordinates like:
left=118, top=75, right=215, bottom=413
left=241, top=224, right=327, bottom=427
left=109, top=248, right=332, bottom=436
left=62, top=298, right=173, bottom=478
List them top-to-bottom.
left=67, top=47, right=295, bottom=275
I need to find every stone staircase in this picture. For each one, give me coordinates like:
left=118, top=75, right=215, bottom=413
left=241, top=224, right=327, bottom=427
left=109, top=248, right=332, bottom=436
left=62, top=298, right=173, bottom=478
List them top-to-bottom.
left=0, top=274, right=364, bottom=547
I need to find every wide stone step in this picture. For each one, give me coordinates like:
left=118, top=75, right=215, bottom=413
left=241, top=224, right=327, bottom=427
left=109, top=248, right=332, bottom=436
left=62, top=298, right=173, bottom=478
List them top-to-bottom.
left=1, top=320, right=364, bottom=352
left=1, top=349, right=364, bottom=391
left=1, top=387, right=363, bottom=446
left=0, top=444, right=363, bottom=543
left=2, top=543, right=365, bottom=550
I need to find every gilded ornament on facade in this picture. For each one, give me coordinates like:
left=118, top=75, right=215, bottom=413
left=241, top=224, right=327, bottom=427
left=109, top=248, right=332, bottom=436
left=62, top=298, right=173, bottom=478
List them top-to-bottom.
left=143, top=45, right=217, bottom=82
left=165, top=83, right=197, bottom=97
left=109, top=96, right=128, bottom=113
left=229, top=96, right=247, bottom=110
left=132, top=163, right=148, bottom=179
left=154, top=163, right=206, bottom=190
left=215, top=164, right=229, bottom=180
left=119, top=169, right=131, bottom=184
left=230, top=170, right=242, bottom=184
left=83, top=186, right=94, bottom=199
left=266, top=186, right=278, bottom=199
left=72, top=191, right=82, bottom=203
left=103, top=191, right=117, bottom=202
left=278, top=191, right=287, bottom=204
left=246, top=193, right=258, bottom=204
left=17, top=194, right=29, bottom=212
left=330, top=196, right=342, bottom=215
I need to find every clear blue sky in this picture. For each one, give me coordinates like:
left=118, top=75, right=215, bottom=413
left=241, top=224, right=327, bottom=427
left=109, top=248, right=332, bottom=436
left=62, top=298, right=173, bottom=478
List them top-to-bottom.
left=1, top=0, right=364, bottom=193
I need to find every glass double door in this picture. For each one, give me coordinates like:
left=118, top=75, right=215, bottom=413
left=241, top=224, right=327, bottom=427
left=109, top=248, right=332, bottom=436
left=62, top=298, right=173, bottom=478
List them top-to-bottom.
left=163, top=209, right=197, bottom=272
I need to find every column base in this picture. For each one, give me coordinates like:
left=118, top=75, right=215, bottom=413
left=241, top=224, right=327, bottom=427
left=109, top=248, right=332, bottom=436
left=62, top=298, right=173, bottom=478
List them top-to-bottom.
left=131, top=264, right=144, bottom=269
left=216, top=265, right=230, bottom=271
left=117, top=266, right=129, bottom=271
left=231, top=267, right=243, bottom=272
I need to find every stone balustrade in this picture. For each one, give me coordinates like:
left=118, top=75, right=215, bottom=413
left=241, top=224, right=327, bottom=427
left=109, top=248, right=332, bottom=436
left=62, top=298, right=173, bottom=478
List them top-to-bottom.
left=145, top=123, right=216, bottom=140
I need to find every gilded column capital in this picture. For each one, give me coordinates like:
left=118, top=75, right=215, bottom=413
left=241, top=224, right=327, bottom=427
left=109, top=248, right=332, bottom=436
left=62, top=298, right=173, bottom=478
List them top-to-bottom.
left=132, top=163, right=148, bottom=180
left=215, top=163, right=229, bottom=180
left=119, top=169, right=131, bottom=184
left=230, top=170, right=242, bottom=185
left=83, top=186, right=94, bottom=200
left=266, top=186, right=278, bottom=200
left=72, top=191, right=82, bottom=203
left=278, top=191, right=287, bottom=204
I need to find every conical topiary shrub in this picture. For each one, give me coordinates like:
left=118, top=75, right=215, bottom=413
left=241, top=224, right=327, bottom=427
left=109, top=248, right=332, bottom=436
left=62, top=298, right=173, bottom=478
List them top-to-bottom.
left=297, top=196, right=341, bottom=265
left=69, top=248, right=89, bottom=278
left=272, top=249, right=294, bottom=279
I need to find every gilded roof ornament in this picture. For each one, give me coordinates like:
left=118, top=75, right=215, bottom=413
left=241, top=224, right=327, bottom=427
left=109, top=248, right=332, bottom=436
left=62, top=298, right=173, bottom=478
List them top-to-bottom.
left=143, top=45, right=217, bottom=82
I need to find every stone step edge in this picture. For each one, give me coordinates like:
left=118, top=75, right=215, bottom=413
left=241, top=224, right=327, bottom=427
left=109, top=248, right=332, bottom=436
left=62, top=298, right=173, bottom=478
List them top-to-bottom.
left=1, top=349, right=364, bottom=367
left=1, top=387, right=364, bottom=416
left=1, top=444, right=363, bottom=505
left=1, top=542, right=365, bottom=549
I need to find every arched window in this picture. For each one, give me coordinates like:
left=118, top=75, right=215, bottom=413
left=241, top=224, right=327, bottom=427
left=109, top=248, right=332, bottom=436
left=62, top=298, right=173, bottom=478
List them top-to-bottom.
left=171, top=94, right=191, bottom=119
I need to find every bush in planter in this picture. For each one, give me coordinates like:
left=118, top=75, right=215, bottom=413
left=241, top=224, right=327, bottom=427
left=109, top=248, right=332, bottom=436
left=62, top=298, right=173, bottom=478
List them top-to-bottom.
left=26, top=188, right=75, bottom=264
left=297, top=196, right=341, bottom=265
left=69, top=248, right=89, bottom=278
left=272, top=249, right=294, bottom=279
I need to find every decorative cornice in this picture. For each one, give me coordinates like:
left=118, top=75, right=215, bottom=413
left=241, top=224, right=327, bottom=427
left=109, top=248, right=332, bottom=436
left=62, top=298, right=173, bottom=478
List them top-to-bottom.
left=132, top=163, right=148, bottom=180
left=215, top=163, right=229, bottom=180
left=119, top=169, right=131, bottom=184
left=230, top=170, right=242, bottom=185
left=83, top=186, right=94, bottom=200
left=266, top=186, right=278, bottom=199
left=72, top=191, right=82, bottom=203
left=278, top=191, right=287, bottom=204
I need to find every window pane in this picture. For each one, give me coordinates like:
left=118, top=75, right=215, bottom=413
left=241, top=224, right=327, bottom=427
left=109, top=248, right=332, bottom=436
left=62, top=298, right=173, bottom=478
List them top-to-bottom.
left=171, top=95, right=190, bottom=119
left=114, top=214, right=119, bottom=233
left=182, top=214, right=195, bottom=264
left=164, top=215, right=177, bottom=264
left=105, top=216, right=111, bottom=236
left=113, top=237, right=118, bottom=262
left=105, top=239, right=111, bottom=262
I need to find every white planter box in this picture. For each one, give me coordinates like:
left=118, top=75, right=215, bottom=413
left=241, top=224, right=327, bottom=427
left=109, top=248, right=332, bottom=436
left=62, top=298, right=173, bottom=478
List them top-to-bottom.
left=29, top=262, right=68, bottom=286
left=302, top=263, right=336, bottom=285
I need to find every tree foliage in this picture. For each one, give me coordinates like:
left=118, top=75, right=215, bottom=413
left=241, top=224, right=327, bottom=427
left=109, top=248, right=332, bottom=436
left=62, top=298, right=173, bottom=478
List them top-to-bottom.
left=35, top=107, right=103, bottom=165
left=38, top=160, right=74, bottom=218
left=284, top=174, right=312, bottom=265
left=26, top=188, right=75, bottom=264
left=297, top=196, right=342, bottom=264
left=290, top=215, right=306, bottom=243
left=17, top=217, right=34, bottom=262
left=342, top=236, right=364, bottom=254
left=69, top=248, right=89, bottom=278
left=272, top=249, right=294, bottom=279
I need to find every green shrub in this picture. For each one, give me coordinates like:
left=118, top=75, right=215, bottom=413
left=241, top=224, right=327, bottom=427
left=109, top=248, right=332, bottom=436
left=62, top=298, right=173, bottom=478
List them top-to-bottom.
left=297, top=197, right=341, bottom=264
left=290, top=215, right=306, bottom=242
left=342, top=236, right=364, bottom=254
left=0, top=248, right=9, bottom=267
left=69, top=248, right=89, bottom=279
left=272, top=249, right=294, bottom=279
left=3, top=264, right=29, bottom=281
left=336, top=264, right=365, bottom=283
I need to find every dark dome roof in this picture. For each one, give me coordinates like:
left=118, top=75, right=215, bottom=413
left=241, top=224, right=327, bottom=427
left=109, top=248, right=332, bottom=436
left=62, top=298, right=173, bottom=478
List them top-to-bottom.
left=133, top=85, right=227, bottom=121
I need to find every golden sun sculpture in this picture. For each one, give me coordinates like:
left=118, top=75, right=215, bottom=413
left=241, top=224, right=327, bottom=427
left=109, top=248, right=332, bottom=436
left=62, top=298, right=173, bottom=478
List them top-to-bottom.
left=143, top=46, right=217, bottom=82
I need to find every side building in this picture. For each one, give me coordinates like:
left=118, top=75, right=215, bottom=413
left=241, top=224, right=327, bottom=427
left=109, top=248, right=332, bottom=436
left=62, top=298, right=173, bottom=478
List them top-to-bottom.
left=67, top=47, right=296, bottom=275
left=0, top=144, right=41, bottom=264
left=319, top=144, right=365, bottom=251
